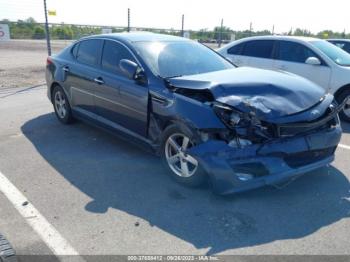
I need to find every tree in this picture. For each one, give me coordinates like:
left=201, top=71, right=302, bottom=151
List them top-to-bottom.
left=33, top=26, right=45, bottom=39
left=213, top=26, right=232, bottom=40
left=293, top=28, right=312, bottom=36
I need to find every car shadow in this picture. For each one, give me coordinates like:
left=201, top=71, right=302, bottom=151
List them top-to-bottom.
left=21, top=113, right=350, bottom=255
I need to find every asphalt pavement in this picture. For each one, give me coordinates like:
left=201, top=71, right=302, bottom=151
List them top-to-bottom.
left=0, top=85, right=349, bottom=259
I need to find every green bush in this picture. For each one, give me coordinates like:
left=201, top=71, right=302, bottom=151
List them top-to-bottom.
left=33, top=26, right=45, bottom=39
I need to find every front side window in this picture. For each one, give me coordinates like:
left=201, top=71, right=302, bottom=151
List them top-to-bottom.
left=76, top=39, right=103, bottom=66
left=101, top=40, right=136, bottom=75
left=241, top=40, right=274, bottom=59
left=277, top=41, right=317, bottom=63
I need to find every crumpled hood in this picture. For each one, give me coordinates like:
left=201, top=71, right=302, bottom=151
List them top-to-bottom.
left=168, top=67, right=327, bottom=120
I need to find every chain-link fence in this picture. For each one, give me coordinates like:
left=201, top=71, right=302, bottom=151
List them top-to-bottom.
left=1, top=19, right=349, bottom=90
left=3, top=19, right=349, bottom=52
left=1, top=20, right=275, bottom=49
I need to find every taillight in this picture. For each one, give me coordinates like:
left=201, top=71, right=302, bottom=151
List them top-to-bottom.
left=46, top=57, right=53, bottom=66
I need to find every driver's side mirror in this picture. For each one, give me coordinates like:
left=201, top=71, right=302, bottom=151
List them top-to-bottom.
left=305, top=57, right=321, bottom=66
left=119, top=59, right=139, bottom=79
left=119, top=59, right=147, bottom=84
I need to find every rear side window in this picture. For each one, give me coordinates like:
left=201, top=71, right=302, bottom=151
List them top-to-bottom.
left=76, top=39, right=103, bottom=66
left=101, top=40, right=136, bottom=75
left=242, top=40, right=274, bottom=59
left=277, top=41, right=317, bottom=63
left=333, top=42, right=345, bottom=49
left=334, top=42, right=350, bottom=53
left=71, top=43, right=79, bottom=58
left=227, top=43, right=244, bottom=55
left=343, top=43, right=350, bottom=53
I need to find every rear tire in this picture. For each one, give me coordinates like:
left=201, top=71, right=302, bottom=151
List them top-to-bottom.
left=52, top=85, right=74, bottom=124
left=336, top=89, right=350, bottom=122
left=160, top=124, right=207, bottom=187
left=0, top=234, right=17, bottom=262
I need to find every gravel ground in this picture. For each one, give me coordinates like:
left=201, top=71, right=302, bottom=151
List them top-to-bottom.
left=0, top=39, right=218, bottom=90
left=0, top=40, right=72, bottom=89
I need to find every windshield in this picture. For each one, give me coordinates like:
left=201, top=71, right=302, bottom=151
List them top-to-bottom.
left=311, top=40, right=350, bottom=66
left=133, top=41, right=234, bottom=78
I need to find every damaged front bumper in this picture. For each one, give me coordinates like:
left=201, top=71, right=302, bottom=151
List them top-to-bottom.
left=189, top=125, right=342, bottom=195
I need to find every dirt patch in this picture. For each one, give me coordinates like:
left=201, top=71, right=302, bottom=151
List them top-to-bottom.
left=0, top=39, right=218, bottom=89
left=0, top=40, right=71, bottom=89
left=0, top=66, right=45, bottom=88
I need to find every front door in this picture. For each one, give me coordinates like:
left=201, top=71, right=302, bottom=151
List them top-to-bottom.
left=95, top=40, right=149, bottom=137
left=274, top=40, right=332, bottom=90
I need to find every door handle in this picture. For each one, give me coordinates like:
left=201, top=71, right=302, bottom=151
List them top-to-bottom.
left=62, top=66, right=70, bottom=72
left=94, top=77, right=104, bottom=85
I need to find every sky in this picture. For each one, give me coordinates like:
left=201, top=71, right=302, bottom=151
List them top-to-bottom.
left=0, top=0, right=349, bottom=33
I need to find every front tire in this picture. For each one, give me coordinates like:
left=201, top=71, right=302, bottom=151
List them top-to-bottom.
left=52, top=85, right=74, bottom=124
left=337, top=89, right=350, bottom=122
left=161, top=124, right=207, bottom=187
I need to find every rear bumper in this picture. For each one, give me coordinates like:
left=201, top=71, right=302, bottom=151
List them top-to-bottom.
left=45, top=67, right=54, bottom=102
left=189, top=125, right=342, bottom=195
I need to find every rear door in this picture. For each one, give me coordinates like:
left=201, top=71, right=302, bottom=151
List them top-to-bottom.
left=64, top=39, right=103, bottom=114
left=95, top=40, right=149, bottom=136
left=240, top=40, right=276, bottom=69
left=274, top=40, right=331, bottom=89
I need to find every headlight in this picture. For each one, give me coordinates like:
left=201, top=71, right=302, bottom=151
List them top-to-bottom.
left=212, top=102, right=272, bottom=142
left=213, top=102, right=245, bottom=128
left=230, top=112, right=241, bottom=125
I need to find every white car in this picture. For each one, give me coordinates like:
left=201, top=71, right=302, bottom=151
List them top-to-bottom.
left=218, top=36, right=350, bottom=122
left=328, top=39, right=350, bottom=54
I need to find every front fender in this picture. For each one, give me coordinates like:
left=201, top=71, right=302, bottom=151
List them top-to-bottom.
left=151, top=92, right=225, bottom=130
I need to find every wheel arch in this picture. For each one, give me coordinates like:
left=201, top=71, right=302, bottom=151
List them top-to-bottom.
left=49, top=82, right=62, bottom=103
left=334, top=84, right=350, bottom=102
left=148, top=114, right=198, bottom=145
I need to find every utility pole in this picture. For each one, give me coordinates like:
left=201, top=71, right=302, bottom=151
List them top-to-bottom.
left=43, top=0, right=51, bottom=56
left=127, top=8, right=130, bottom=32
left=181, top=14, right=184, bottom=37
left=218, top=18, right=223, bottom=48
left=249, top=22, right=253, bottom=36
left=272, top=25, right=275, bottom=35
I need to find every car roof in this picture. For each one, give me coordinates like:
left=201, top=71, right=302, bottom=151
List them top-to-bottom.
left=82, top=32, right=189, bottom=43
left=235, top=35, right=321, bottom=42
left=328, top=39, right=350, bottom=42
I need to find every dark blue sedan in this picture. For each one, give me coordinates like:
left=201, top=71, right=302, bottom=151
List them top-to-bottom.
left=46, top=32, right=342, bottom=195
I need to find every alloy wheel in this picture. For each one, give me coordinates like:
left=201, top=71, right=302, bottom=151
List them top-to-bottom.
left=54, top=90, right=67, bottom=119
left=343, top=95, right=350, bottom=118
left=165, top=133, right=198, bottom=178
